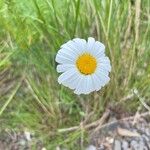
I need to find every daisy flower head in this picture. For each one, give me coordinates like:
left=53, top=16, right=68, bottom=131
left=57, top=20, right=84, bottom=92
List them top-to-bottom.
left=55, top=37, right=111, bottom=95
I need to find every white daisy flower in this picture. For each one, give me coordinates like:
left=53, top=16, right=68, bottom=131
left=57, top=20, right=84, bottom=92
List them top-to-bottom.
left=55, top=37, right=111, bottom=95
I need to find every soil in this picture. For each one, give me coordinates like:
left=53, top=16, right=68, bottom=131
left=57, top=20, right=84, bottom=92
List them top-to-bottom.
left=0, top=111, right=150, bottom=150
left=89, top=112, right=150, bottom=150
left=0, top=130, right=45, bottom=150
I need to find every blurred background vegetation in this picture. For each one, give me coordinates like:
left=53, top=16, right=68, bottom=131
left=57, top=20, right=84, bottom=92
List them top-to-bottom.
left=0, top=0, right=150, bottom=149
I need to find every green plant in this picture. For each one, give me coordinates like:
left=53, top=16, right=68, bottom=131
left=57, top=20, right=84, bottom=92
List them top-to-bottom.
left=0, top=0, right=150, bottom=149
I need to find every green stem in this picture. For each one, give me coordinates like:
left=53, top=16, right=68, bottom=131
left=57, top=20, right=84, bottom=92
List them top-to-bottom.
left=0, top=82, right=21, bottom=116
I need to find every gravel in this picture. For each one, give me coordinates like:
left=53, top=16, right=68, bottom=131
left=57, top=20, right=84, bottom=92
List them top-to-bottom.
left=1, top=114, right=150, bottom=150
left=89, top=115, right=150, bottom=150
left=0, top=130, right=45, bottom=150
left=113, top=140, right=121, bottom=150
left=122, top=140, right=128, bottom=149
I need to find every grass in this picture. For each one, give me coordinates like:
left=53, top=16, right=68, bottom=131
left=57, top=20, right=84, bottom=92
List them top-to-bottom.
left=0, top=0, right=150, bottom=149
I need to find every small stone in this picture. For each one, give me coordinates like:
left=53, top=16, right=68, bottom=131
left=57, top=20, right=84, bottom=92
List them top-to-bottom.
left=107, top=117, right=118, bottom=131
left=123, top=121, right=131, bottom=129
left=140, top=123, right=146, bottom=133
left=136, top=124, right=141, bottom=130
left=117, top=127, right=140, bottom=137
left=145, top=128, right=150, bottom=136
left=24, top=131, right=31, bottom=141
left=18, top=134, right=24, bottom=141
left=142, top=134, right=149, bottom=142
left=106, top=137, right=114, bottom=144
left=19, top=139, right=26, bottom=146
left=113, top=140, right=121, bottom=150
left=122, top=140, right=129, bottom=150
left=130, top=140, right=139, bottom=150
left=138, top=140, right=145, bottom=150
left=147, top=143, right=150, bottom=149
left=11, top=144, right=19, bottom=150
left=86, top=145, right=96, bottom=150
left=98, top=145, right=105, bottom=150
left=56, top=146, right=61, bottom=150
left=143, top=147, right=148, bottom=150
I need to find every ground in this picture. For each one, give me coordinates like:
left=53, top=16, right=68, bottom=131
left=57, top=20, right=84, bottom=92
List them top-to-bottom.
left=0, top=109, right=150, bottom=150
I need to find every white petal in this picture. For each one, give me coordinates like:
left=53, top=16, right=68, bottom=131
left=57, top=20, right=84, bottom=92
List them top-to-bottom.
left=87, top=37, right=95, bottom=52
left=73, top=38, right=86, bottom=52
left=61, top=40, right=82, bottom=55
left=92, top=41, right=105, bottom=58
left=94, top=41, right=105, bottom=51
left=60, top=46, right=79, bottom=57
left=57, top=48, right=77, bottom=60
left=94, top=51, right=105, bottom=59
left=55, top=54, right=74, bottom=64
left=98, top=56, right=110, bottom=64
left=96, top=63, right=110, bottom=75
left=99, top=63, right=111, bottom=72
left=57, top=64, right=75, bottom=73
left=58, top=68, right=76, bottom=84
left=58, top=68, right=81, bottom=90
left=95, top=68, right=110, bottom=87
left=99, top=68, right=109, bottom=76
left=64, top=72, right=81, bottom=89
left=91, top=74, right=102, bottom=91
left=74, top=75, right=86, bottom=95
left=74, top=75, right=94, bottom=95
left=85, top=75, right=94, bottom=94
left=82, top=76, right=93, bottom=94
left=81, top=77, right=89, bottom=93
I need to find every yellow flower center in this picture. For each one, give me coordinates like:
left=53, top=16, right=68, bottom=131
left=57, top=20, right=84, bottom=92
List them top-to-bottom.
left=76, top=53, right=97, bottom=75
